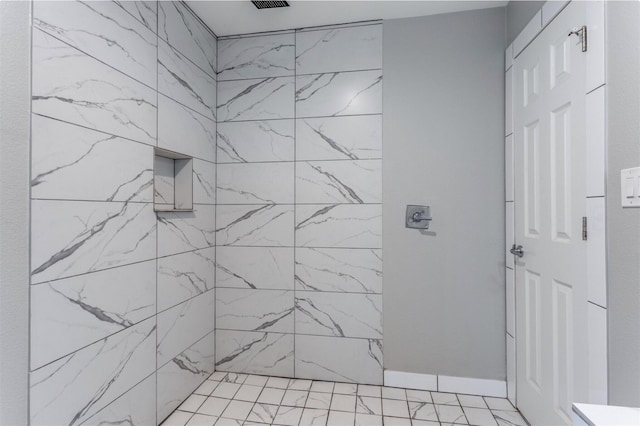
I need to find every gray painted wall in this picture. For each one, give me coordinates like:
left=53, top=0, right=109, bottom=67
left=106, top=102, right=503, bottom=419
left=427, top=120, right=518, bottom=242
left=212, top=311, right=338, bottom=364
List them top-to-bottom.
left=606, top=0, right=640, bottom=407
left=505, top=1, right=544, bottom=45
left=0, top=2, right=30, bottom=424
left=382, top=7, right=506, bottom=380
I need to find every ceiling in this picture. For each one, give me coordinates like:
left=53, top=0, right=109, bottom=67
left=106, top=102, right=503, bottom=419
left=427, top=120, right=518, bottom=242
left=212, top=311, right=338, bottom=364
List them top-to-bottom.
left=186, top=1, right=508, bottom=37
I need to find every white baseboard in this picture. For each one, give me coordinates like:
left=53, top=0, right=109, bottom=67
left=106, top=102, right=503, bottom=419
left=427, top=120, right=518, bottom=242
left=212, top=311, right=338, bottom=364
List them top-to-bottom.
left=384, top=370, right=507, bottom=398
left=384, top=370, right=437, bottom=391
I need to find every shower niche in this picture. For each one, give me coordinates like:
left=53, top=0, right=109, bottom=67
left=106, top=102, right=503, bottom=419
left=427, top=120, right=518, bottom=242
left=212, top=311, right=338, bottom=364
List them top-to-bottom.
left=153, top=148, right=193, bottom=212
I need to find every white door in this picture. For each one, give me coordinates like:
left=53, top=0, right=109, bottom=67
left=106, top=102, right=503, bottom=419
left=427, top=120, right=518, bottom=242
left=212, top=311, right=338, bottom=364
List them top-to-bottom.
left=513, top=2, right=588, bottom=425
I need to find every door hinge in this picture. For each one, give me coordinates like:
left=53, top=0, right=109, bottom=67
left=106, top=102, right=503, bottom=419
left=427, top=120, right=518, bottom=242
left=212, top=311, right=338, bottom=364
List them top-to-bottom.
left=568, top=25, right=587, bottom=52
left=582, top=216, right=588, bottom=240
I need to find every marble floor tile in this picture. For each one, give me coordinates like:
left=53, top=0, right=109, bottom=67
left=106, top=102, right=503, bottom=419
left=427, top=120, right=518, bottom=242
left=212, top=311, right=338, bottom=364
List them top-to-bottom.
left=310, top=381, right=335, bottom=393
left=234, top=384, right=263, bottom=403
left=358, top=384, right=382, bottom=398
left=382, top=387, right=407, bottom=401
left=257, top=388, right=286, bottom=405
left=281, top=389, right=309, bottom=407
left=406, top=390, right=432, bottom=403
left=305, top=392, right=332, bottom=409
left=432, top=392, right=460, bottom=406
left=178, top=394, right=207, bottom=413
left=330, top=394, right=356, bottom=412
left=458, top=394, right=488, bottom=408
left=356, top=395, right=382, bottom=415
left=196, top=397, right=229, bottom=417
left=484, top=397, right=516, bottom=411
left=382, top=399, right=410, bottom=418
left=220, top=400, right=253, bottom=420
left=409, top=402, right=438, bottom=422
left=247, top=403, right=279, bottom=424
left=436, top=404, right=468, bottom=424
left=273, top=405, right=304, bottom=426
left=463, top=407, right=498, bottom=426
left=299, top=408, right=329, bottom=426
left=327, top=410, right=355, bottom=426
left=491, top=410, right=527, bottom=426
left=355, top=413, right=383, bottom=426
left=185, top=414, right=217, bottom=426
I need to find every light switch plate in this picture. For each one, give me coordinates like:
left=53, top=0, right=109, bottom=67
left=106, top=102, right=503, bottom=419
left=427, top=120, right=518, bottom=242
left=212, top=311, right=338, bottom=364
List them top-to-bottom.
left=621, top=167, right=640, bottom=207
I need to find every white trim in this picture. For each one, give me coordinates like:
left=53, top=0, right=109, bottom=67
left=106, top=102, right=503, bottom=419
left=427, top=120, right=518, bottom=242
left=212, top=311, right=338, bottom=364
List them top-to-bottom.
left=513, top=10, right=542, bottom=56
left=383, top=370, right=506, bottom=398
left=384, top=370, right=437, bottom=391
left=438, top=375, right=507, bottom=398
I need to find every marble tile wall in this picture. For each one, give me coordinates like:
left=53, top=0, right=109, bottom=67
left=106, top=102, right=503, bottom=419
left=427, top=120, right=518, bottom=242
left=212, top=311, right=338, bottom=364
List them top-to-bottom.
left=29, top=2, right=217, bottom=425
left=215, top=23, right=383, bottom=385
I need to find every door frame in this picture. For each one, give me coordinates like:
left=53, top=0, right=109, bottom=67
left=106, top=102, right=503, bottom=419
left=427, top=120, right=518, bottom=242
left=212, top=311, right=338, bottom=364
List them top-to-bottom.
left=504, top=0, right=609, bottom=410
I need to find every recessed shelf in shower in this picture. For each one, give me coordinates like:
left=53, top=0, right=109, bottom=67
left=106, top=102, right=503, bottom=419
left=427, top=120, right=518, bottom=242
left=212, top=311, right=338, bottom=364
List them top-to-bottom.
left=153, top=147, right=193, bottom=212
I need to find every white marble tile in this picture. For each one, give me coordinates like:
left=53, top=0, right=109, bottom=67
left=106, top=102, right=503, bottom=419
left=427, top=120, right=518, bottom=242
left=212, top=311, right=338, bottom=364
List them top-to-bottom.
left=34, top=1, right=157, bottom=88
left=114, top=1, right=157, bottom=34
left=158, top=1, right=217, bottom=77
left=296, top=25, right=382, bottom=74
left=32, top=29, right=157, bottom=146
left=218, top=33, right=295, bottom=80
left=158, top=38, right=217, bottom=121
left=296, top=70, right=382, bottom=118
left=217, top=77, right=295, bottom=122
left=158, top=94, right=216, bottom=162
left=31, top=114, right=153, bottom=203
left=296, top=115, right=382, bottom=161
left=217, top=120, right=294, bottom=163
left=155, top=155, right=175, bottom=207
left=193, top=159, right=216, bottom=205
left=296, top=160, right=381, bottom=204
left=217, top=162, right=294, bottom=204
left=31, top=200, right=156, bottom=284
left=216, top=204, right=294, bottom=247
left=295, top=204, right=382, bottom=248
left=157, top=205, right=216, bottom=257
left=216, top=246, right=294, bottom=290
left=158, top=247, right=215, bottom=312
left=295, top=247, right=381, bottom=294
left=30, top=260, right=155, bottom=370
left=216, top=288, right=294, bottom=333
left=157, top=291, right=215, bottom=366
left=296, top=291, right=382, bottom=338
left=30, top=318, right=156, bottom=426
left=216, top=330, right=294, bottom=378
left=295, top=335, right=383, bottom=385
left=81, top=373, right=155, bottom=426
left=244, top=374, right=269, bottom=387
left=310, top=381, right=335, bottom=393
left=211, top=382, right=241, bottom=399
left=334, top=383, right=358, bottom=395
left=234, top=384, right=263, bottom=403
left=358, top=385, right=382, bottom=398
left=382, top=387, right=406, bottom=401
left=258, top=388, right=285, bottom=406
left=282, top=389, right=309, bottom=407
left=406, top=390, right=431, bottom=403
left=306, top=392, right=332, bottom=409
left=432, top=393, right=459, bottom=406
left=179, top=394, right=207, bottom=413
left=330, top=394, right=356, bottom=412
left=458, top=394, right=486, bottom=409
left=356, top=396, right=381, bottom=415
left=197, top=397, right=230, bottom=417
left=484, top=398, right=515, bottom=411
left=383, top=399, right=409, bottom=418
left=221, top=400, right=253, bottom=420
left=408, top=402, right=438, bottom=422
left=247, top=403, right=279, bottom=424
left=435, top=405, right=467, bottom=424
left=273, top=406, right=303, bottom=426
left=463, top=407, right=497, bottom=426
left=300, top=408, right=329, bottom=426
left=162, top=410, right=192, bottom=426
left=327, top=410, right=355, bottom=426
left=492, top=410, right=527, bottom=426
left=186, top=413, right=217, bottom=426
left=355, top=413, right=382, bottom=426
left=382, top=417, right=411, bottom=426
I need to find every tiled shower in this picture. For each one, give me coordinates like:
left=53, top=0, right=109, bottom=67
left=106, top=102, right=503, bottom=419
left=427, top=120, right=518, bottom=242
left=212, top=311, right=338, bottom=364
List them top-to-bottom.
left=28, top=1, right=382, bottom=424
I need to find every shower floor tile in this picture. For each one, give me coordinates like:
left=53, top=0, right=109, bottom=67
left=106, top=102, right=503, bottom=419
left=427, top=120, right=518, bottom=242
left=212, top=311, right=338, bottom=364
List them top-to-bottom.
left=160, top=372, right=524, bottom=426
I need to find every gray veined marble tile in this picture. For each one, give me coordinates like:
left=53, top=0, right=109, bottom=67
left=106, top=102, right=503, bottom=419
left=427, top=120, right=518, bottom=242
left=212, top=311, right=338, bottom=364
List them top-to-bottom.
left=33, top=1, right=157, bottom=88
left=113, top=1, right=157, bottom=34
left=158, top=1, right=217, bottom=77
left=296, top=24, right=382, bottom=74
left=32, top=29, right=157, bottom=146
left=218, top=33, right=295, bottom=81
left=158, top=38, right=217, bottom=121
left=296, top=70, right=382, bottom=118
left=217, top=77, right=295, bottom=122
left=158, top=94, right=216, bottom=162
left=31, top=115, right=153, bottom=203
left=296, top=115, right=382, bottom=161
left=217, top=120, right=294, bottom=163
left=193, top=159, right=216, bottom=205
left=296, top=160, right=382, bottom=204
left=217, top=162, right=294, bottom=204
left=31, top=200, right=156, bottom=284
left=216, top=204, right=294, bottom=247
left=295, top=204, right=382, bottom=248
left=157, top=205, right=216, bottom=257
left=217, top=246, right=294, bottom=290
left=158, top=247, right=215, bottom=312
left=295, top=248, right=382, bottom=293
left=30, top=260, right=156, bottom=371
left=216, top=288, right=294, bottom=333
left=157, top=291, right=215, bottom=366
left=295, top=291, right=382, bottom=338
left=29, top=317, right=156, bottom=426
left=216, top=330, right=294, bottom=377
left=157, top=332, right=215, bottom=422
left=295, top=335, right=383, bottom=385
left=81, top=373, right=156, bottom=426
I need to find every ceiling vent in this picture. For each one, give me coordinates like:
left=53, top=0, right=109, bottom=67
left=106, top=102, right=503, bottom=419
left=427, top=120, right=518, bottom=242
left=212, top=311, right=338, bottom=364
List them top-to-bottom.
left=251, top=1, right=290, bottom=9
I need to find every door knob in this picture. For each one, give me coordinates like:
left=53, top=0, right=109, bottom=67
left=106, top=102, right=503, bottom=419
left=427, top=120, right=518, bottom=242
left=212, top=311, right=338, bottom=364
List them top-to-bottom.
left=510, top=244, right=524, bottom=258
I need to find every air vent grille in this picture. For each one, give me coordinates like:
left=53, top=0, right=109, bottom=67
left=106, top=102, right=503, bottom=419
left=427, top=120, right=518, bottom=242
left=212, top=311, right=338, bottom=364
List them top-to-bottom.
left=251, top=1, right=290, bottom=9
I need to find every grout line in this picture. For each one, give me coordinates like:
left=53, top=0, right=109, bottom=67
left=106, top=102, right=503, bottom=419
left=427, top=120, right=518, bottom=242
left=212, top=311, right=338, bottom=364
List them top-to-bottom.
left=155, top=15, right=159, bottom=426
left=217, top=19, right=381, bottom=40
left=293, top=30, right=298, bottom=379
left=217, top=67, right=382, bottom=83
left=218, top=112, right=382, bottom=124
left=217, top=158, right=383, bottom=165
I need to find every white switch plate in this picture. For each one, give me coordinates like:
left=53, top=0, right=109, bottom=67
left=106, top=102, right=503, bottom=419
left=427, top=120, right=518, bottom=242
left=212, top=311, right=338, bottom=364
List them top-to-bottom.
left=621, top=167, right=640, bottom=207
